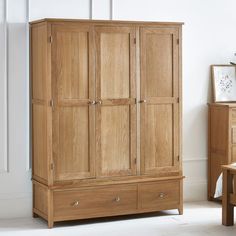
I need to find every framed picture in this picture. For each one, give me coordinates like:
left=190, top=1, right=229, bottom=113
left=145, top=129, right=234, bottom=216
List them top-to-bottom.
left=211, top=65, right=236, bottom=102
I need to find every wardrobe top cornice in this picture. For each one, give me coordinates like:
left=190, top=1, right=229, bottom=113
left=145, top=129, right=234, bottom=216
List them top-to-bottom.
left=29, top=18, right=184, bottom=26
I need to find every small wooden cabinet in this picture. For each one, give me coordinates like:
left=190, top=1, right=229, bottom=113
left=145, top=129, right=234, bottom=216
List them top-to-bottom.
left=31, top=19, right=183, bottom=228
left=208, top=103, right=236, bottom=200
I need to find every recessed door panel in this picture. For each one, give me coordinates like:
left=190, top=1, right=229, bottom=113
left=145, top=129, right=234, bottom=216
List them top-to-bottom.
left=56, top=30, right=89, bottom=100
left=100, top=33, right=130, bottom=99
left=145, top=34, right=173, bottom=97
left=144, top=104, right=173, bottom=171
left=100, top=105, right=130, bottom=176
left=55, top=106, right=91, bottom=180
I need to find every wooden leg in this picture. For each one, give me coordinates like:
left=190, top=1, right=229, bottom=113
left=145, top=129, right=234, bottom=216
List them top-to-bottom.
left=222, top=169, right=234, bottom=226
left=178, top=179, right=183, bottom=215
left=47, top=189, right=54, bottom=228
left=178, top=206, right=183, bottom=215
left=33, top=212, right=39, bottom=218
left=48, top=220, right=54, bottom=229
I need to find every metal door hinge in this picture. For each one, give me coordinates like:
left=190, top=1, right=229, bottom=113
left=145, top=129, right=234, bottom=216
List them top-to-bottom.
left=49, top=36, right=53, bottom=43
left=134, top=38, right=136, bottom=44
left=177, top=38, right=179, bottom=45
left=177, top=97, right=180, bottom=103
left=177, top=156, right=180, bottom=161
left=134, top=158, right=137, bottom=164
left=50, top=163, right=54, bottom=170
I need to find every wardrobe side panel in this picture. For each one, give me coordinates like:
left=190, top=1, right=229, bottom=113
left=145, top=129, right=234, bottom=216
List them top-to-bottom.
left=31, top=23, right=49, bottom=183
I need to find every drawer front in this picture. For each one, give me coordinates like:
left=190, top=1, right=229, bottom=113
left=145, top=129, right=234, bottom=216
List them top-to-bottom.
left=139, top=181, right=180, bottom=210
left=54, top=185, right=137, bottom=219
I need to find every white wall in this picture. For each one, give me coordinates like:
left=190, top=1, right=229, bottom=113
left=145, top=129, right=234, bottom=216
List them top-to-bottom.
left=1, top=0, right=236, bottom=218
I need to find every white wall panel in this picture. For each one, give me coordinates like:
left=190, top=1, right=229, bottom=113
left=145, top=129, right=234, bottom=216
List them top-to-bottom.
left=0, top=0, right=8, bottom=173
left=29, top=0, right=90, bottom=21
left=92, top=0, right=111, bottom=19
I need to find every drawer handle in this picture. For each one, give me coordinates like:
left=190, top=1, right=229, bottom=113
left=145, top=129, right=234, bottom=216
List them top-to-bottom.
left=159, top=192, right=165, bottom=198
left=115, top=196, right=120, bottom=202
left=72, top=200, right=79, bottom=207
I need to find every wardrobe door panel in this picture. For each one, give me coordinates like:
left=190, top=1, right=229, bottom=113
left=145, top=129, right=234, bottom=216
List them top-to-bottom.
left=52, top=24, right=95, bottom=181
left=95, top=26, right=136, bottom=177
left=140, top=27, right=180, bottom=175
left=57, top=30, right=89, bottom=99
left=100, top=32, right=130, bottom=99
left=145, top=33, right=173, bottom=97
left=145, top=104, right=173, bottom=169
left=55, top=106, right=90, bottom=180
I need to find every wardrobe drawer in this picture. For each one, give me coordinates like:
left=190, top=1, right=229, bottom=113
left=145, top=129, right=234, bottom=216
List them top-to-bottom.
left=139, top=181, right=180, bottom=210
left=53, top=185, right=137, bottom=219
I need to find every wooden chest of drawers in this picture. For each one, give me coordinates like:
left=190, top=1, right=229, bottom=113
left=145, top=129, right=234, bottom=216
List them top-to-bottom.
left=208, top=103, right=236, bottom=200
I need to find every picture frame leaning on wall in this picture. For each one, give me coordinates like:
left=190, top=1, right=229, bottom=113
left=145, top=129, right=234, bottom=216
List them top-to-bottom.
left=211, top=65, right=236, bottom=102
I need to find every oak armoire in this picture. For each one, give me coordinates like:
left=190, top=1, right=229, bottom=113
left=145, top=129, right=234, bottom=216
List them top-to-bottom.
left=30, top=18, right=183, bottom=228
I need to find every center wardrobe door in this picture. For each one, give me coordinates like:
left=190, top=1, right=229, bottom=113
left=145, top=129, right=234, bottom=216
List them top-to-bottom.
left=52, top=25, right=95, bottom=181
left=95, top=26, right=137, bottom=177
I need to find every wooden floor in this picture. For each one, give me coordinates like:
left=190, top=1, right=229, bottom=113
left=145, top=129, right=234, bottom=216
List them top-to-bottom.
left=0, top=201, right=235, bottom=236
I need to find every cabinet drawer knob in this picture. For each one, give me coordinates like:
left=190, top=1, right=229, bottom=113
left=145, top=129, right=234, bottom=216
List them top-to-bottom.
left=139, top=99, right=147, bottom=103
left=88, top=100, right=96, bottom=105
left=159, top=192, right=165, bottom=198
left=115, top=196, right=120, bottom=202
left=72, top=200, right=79, bottom=207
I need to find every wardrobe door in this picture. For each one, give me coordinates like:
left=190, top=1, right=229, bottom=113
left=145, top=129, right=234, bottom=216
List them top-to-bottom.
left=52, top=24, right=95, bottom=181
left=95, top=26, right=137, bottom=177
left=140, top=27, right=180, bottom=175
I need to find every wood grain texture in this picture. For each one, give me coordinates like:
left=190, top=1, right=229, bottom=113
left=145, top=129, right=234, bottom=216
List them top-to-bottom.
left=31, top=19, right=183, bottom=227
left=31, top=22, right=50, bottom=184
left=31, top=23, right=47, bottom=100
left=52, top=24, right=95, bottom=182
left=95, top=25, right=137, bottom=178
left=140, top=27, right=180, bottom=175
left=56, top=28, right=89, bottom=100
left=100, top=32, right=130, bottom=98
left=144, top=104, right=173, bottom=170
left=208, top=104, right=235, bottom=200
left=32, top=105, right=48, bottom=180
left=99, top=105, right=132, bottom=176
left=55, top=106, right=91, bottom=180
left=222, top=168, right=234, bottom=226
left=139, top=180, right=180, bottom=209
left=33, top=182, right=48, bottom=216
left=54, top=184, right=137, bottom=220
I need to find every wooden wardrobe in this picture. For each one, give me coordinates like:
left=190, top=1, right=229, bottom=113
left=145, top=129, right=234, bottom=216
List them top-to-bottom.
left=30, top=19, right=183, bottom=228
